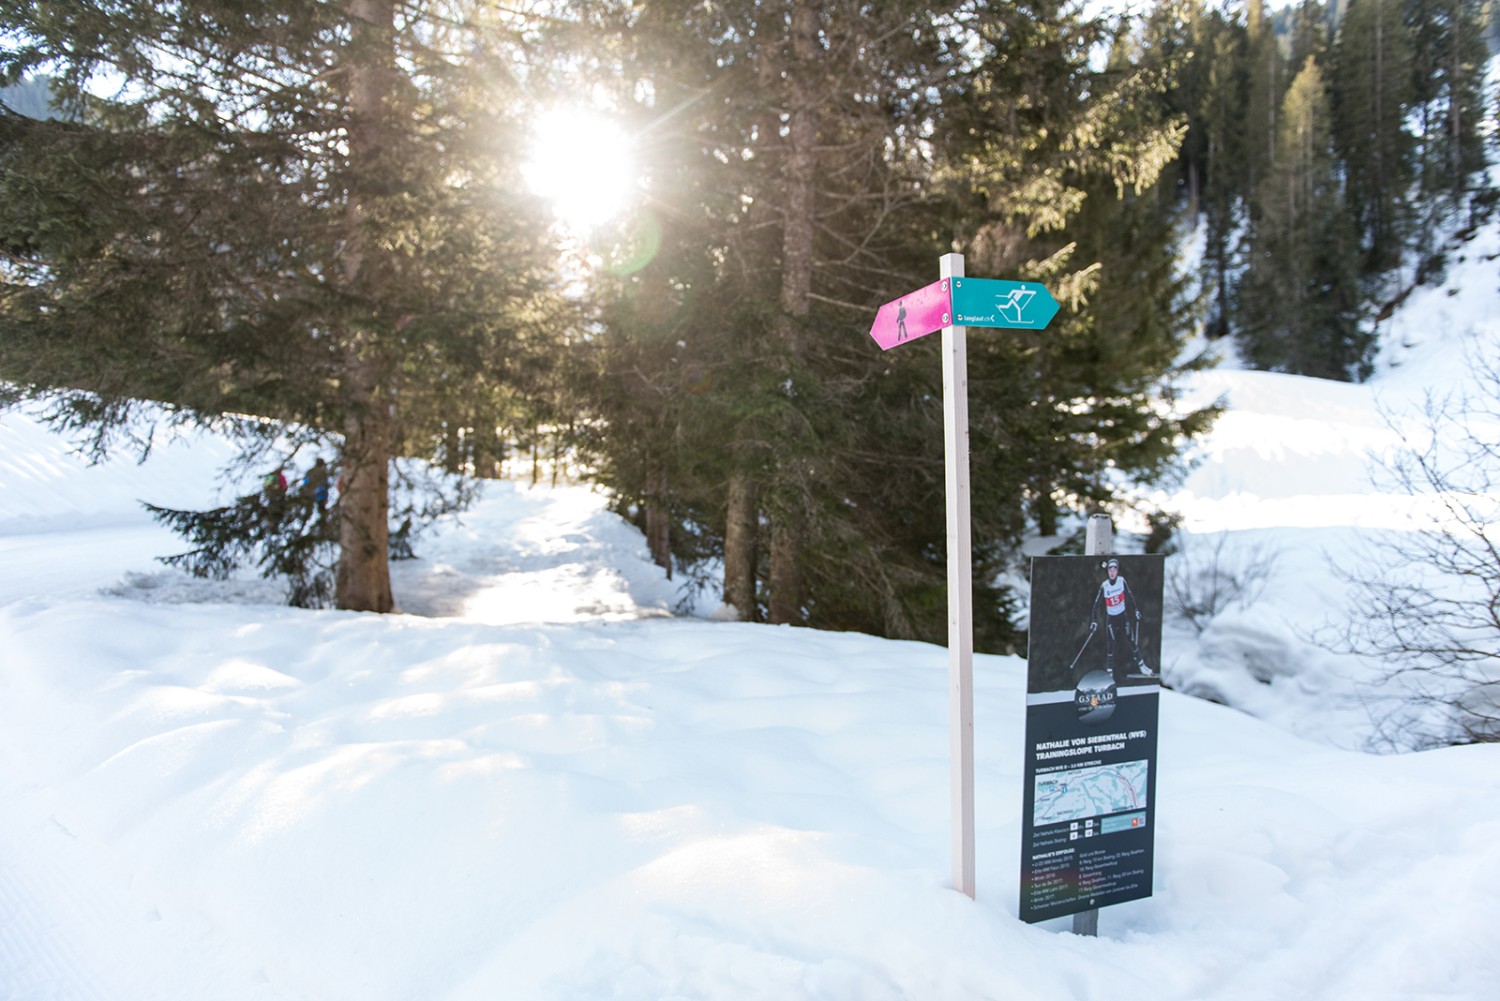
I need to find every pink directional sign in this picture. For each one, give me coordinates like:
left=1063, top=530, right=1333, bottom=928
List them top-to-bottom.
left=868, top=278, right=952, bottom=351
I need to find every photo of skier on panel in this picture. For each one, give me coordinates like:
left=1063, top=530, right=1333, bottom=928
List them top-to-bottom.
left=1089, top=558, right=1155, bottom=684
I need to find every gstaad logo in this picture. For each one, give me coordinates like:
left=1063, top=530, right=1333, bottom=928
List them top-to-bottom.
left=1075, top=669, right=1117, bottom=725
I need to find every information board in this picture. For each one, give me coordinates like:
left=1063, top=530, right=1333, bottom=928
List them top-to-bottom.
left=1020, top=554, right=1164, bottom=923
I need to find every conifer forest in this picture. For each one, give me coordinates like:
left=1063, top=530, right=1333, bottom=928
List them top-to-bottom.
left=0, top=0, right=1494, bottom=649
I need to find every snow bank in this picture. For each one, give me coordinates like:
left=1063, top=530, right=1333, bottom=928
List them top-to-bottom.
left=0, top=403, right=241, bottom=534
left=3, top=577, right=1498, bottom=999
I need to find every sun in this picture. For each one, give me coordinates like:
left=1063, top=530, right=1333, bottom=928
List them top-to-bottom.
left=522, top=107, right=638, bottom=233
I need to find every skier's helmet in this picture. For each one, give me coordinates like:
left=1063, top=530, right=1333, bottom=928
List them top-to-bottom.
left=1106, top=558, right=1120, bottom=570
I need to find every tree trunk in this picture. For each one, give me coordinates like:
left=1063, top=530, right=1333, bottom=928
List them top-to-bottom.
left=334, top=0, right=396, bottom=612
left=765, top=2, right=818, bottom=627
left=778, top=3, right=819, bottom=345
left=336, top=357, right=395, bottom=612
left=442, top=420, right=462, bottom=475
left=474, top=422, right=502, bottom=479
left=644, top=469, right=672, bottom=579
left=723, top=472, right=758, bottom=620
left=1035, top=481, right=1059, bottom=538
left=646, top=504, right=671, bottom=578
left=767, top=516, right=803, bottom=626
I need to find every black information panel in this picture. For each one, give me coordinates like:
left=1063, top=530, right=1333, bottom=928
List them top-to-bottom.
left=1020, top=555, right=1163, bottom=924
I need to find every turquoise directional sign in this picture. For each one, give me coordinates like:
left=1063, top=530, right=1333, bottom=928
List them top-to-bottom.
left=949, top=278, right=1059, bottom=331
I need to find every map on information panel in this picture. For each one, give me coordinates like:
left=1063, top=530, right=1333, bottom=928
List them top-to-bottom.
left=1033, top=760, right=1149, bottom=826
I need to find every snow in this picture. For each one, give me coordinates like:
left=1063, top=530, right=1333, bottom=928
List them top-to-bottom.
left=4, top=260, right=1500, bottom=998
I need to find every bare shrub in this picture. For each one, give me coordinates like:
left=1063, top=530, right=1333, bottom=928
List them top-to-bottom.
left=1338, top=350, right=1500, bottom=749
left=1166, top=532, right=1280, bottom=635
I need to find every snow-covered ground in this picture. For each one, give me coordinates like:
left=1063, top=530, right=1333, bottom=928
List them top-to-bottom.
left=1150, top=214, right=1500, bottom=753
left=4, top=233, right=1500, bottom=996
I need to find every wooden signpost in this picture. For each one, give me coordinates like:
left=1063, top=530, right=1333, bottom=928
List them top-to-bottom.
left=869, top=254, right=1060, bottom=899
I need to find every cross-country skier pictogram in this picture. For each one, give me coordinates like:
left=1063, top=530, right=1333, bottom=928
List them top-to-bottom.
left=996, top=287, right=1036, bottom=324
left=1088, top=558, right=1154, bottom=684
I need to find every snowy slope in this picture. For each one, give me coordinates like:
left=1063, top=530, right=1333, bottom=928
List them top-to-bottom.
left=1148, top=216, right=1500, bottom=752
left=3, top=227, right=1500, bottom=996
left=4, top=589, right=1496, bottom=1000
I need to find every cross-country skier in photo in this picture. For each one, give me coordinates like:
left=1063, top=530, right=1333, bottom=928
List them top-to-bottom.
left=1089, top=558, right=1155, bottom=684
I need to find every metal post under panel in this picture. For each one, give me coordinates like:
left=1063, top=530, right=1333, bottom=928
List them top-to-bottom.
left=1072, top=513, right=1113, bottom=936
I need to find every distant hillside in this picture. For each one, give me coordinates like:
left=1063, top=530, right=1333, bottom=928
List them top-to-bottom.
left=0, top=77, right=60, bottom=120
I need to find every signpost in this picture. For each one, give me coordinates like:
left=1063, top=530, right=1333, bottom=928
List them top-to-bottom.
left=870, top=255, right=1060, bottom=900
left=1020, top=517, right=1162, bottom=932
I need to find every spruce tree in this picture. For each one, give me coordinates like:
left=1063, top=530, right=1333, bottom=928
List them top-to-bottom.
left=578, top=0, right=967, bottom=635
left=1147, top=0, right=1253, bottom=341
left=1147, top=0, right=1218, bottom=219
left=1244, top=0, right=1286, bottom=198
left=1286, top=0, right=1333, bottom=71
left=1330, top=0, right=1417, bottom=277
left=1407, top=0, right=1491, bottom=206
left=581, top=1, right=1212, bottom=646
left=0, top=2, right=568, bottom=610
left=949, top=7, right=1216, bottom=544
left=1198, top=8, right=1253, bottom=341
left=1238, top=56, right=1370, bottom=378
left=143, top=477, right=340, bottom=608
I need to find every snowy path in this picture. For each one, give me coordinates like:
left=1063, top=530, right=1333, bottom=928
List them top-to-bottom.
left=0, top=523, right=183, bottom=606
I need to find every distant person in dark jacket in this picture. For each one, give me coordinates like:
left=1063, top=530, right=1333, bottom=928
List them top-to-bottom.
left=302, top=458, right=331, bottom=511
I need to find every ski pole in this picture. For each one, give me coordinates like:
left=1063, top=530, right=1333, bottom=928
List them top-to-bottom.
left=1068, top=626, right=1095, bottom=673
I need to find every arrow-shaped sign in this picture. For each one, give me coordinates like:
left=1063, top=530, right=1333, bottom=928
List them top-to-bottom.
left=869, top=276, right=1059, bottom=350
left=950, top=277, right=1060, bottom=330
left=868, top=278, right=952, bottom=351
